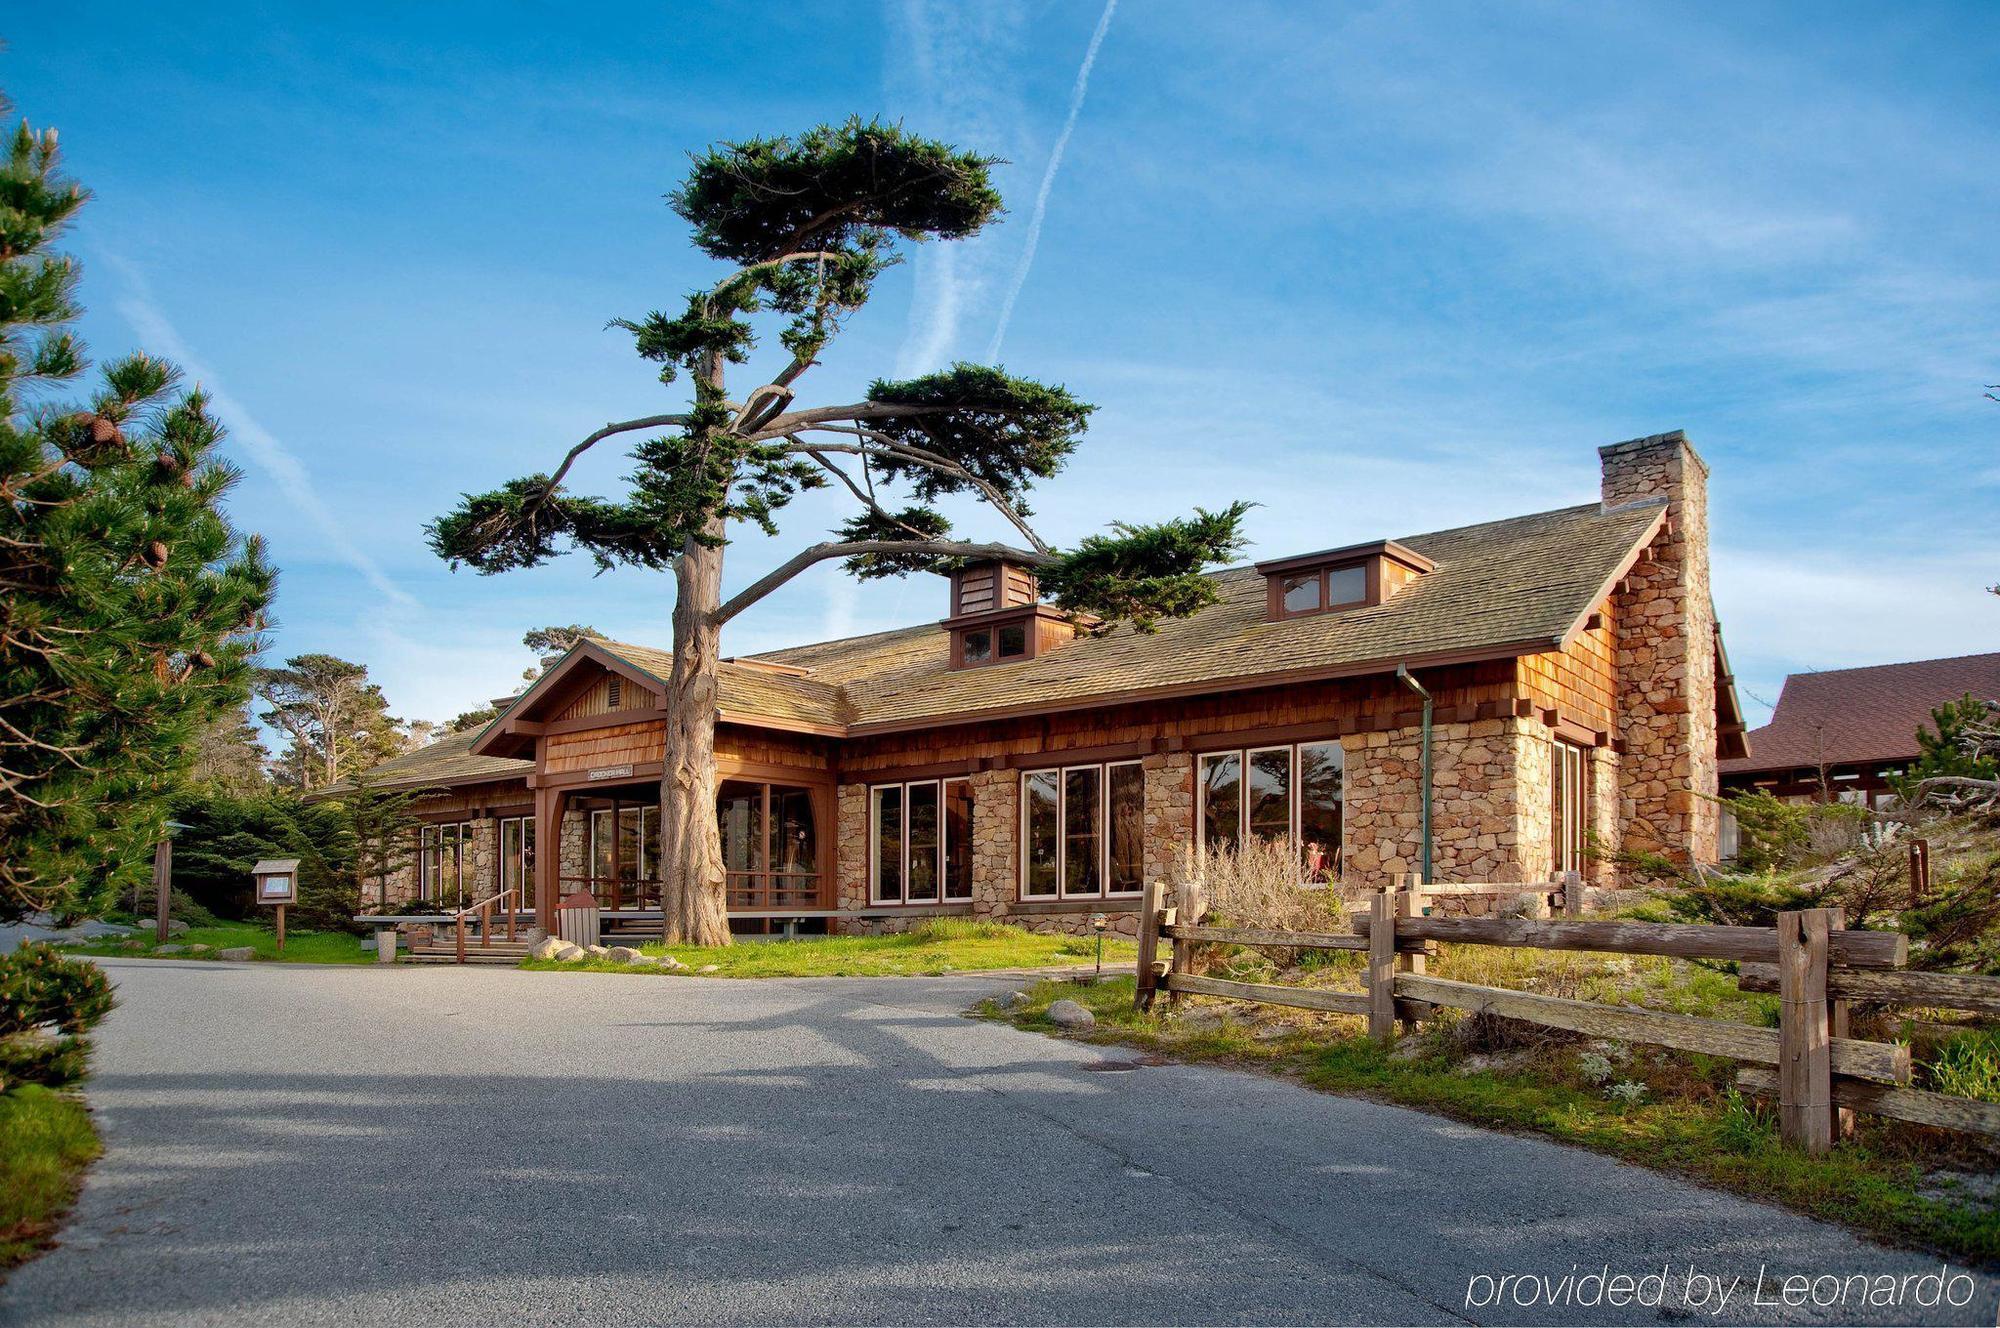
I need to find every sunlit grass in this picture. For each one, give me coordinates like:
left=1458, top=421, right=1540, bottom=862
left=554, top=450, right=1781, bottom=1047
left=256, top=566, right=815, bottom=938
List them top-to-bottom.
left=524, top=918, right=1137, bottom=979
left=60, top=921, right=375, bottom=965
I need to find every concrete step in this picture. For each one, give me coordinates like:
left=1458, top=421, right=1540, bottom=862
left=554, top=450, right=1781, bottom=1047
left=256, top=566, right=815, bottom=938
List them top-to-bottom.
left=401, top=950, right=527, bottom=965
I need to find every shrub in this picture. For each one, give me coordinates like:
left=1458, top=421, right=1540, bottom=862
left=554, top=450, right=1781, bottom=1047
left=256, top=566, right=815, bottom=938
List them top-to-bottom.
left=0, top=944, right=114, bottom=1092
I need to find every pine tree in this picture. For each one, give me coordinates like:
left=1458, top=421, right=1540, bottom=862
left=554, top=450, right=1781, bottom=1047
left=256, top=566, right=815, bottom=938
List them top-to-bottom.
left=0, top=103, right=274, bottom=922
left=431, top=119, right=1248, bottom=944
left=256, top=654, right=405, bottom=791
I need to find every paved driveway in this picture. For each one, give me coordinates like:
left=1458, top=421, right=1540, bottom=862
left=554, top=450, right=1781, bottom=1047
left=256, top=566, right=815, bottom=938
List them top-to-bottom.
left=3, top=959, right=1992, bottom=1326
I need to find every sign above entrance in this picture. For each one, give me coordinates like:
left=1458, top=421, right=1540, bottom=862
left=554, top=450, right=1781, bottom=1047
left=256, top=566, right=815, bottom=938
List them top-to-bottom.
left=586, top=764, right=635, bottom=782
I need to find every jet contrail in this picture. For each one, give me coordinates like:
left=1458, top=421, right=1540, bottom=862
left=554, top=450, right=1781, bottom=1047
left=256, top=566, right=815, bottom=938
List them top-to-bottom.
left=984, top=0, right=1117, bottom=365
left=108, top=259, right=421, bottom=611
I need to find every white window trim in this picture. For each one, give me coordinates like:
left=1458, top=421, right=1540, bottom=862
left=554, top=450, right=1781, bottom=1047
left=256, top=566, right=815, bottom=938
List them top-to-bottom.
left=1019, top=760, right=1145, bottom=901
left=869, top=778, right=973, bottom=906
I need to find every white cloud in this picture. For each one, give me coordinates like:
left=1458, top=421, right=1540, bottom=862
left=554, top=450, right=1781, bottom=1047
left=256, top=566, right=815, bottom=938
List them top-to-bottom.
left=1715, top=545, right=2000, bottom=724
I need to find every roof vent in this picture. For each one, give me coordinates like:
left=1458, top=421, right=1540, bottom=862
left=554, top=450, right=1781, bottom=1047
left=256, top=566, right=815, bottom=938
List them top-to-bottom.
left=1254, top=540, right=1433, bottom=622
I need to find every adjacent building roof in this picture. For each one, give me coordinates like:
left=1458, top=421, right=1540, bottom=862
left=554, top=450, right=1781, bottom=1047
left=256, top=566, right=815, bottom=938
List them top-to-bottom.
left=1722, top=651, right=2000, bottom=777
left=340, top=725, right=530, bottom=793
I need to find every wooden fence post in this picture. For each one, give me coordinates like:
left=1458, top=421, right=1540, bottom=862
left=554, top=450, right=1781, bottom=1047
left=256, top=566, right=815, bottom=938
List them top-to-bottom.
left=1909, top=840, right=1931, bottom=909
left=1562, top=870, right=1585, bottom=918
left=1396, top=875, right=1425, bottom=1034
left=1134, top=881, right=1163, bottom=1010
left=1368, top=889, right=1398, bottom=1042
left=1826, top=905, right=1854, bottom=1140
left=1777, top=908, right=1835, bottom=1154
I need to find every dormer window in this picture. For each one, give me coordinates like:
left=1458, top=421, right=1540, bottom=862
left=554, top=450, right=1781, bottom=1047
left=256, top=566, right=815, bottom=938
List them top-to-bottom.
left=1257, top=540, right=1434, bottom=622
left=944, top=557, right=1084, bottom=670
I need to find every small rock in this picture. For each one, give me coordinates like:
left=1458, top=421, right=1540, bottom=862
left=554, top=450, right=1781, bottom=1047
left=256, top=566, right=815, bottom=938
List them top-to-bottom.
left=165, top=920, right=189, bottom=936
left=528, top=936, right=569, bottom=960
left=153, top=944, right=186, bottom=955
left=189, top=944, right=211, bottom=954
left=553, top=944, right=586, bottom=963
left=585, top=944, right=610, bottom=957
left=605, top=946, right=644, bottom=964
left=215, top=947, right=257, bottom=962
left=625, top=955, right=659, bottom=966
left=658, top=956, right=689, bottom=972
left=697, top=963, right=720, bottom=974
left=999, top=990, right=1028, bottom=1009
left=1047, top=998, right=1096, bottom=1030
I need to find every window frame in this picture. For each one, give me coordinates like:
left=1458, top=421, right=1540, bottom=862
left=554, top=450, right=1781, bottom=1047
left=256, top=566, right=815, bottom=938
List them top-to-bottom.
left=1270, top=561, right=1372, bottom=620
left=1551, top=737, right=1589, bottom=877
left=1195, top=740, right=1345, bottom=884
left=1017, top=759, right=1145, bottom=901
left=869, top=777, right=973, bottom=906
left=498, top=815, right=535, bottom=906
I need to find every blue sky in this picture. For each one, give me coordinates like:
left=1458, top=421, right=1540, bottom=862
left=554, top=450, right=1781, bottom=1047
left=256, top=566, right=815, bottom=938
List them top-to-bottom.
left=7, top=2, right=1997, bottom=728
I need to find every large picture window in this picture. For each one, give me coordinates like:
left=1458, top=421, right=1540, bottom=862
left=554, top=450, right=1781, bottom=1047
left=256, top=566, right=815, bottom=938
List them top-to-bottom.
left=1197, top=741, right=1345, bottom=882
left=1020, top=761, right=1143, bottom=900
left=870, top=779, right=972, bottom=904
left=723, top=780, right=822, bottom=910
left=499, top=816, right=535, bottom=907
left=418, top=820, right=475, bottom=907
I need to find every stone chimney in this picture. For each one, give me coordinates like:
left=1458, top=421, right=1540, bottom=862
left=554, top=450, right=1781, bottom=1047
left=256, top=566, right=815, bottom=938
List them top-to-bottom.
left=1599, top=431, right=1719, bottom=865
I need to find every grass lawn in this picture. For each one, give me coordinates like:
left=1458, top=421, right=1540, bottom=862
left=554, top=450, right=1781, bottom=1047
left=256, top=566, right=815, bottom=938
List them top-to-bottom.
left=523, top=918, right=1137, bottom=979
left=61, top=920, right=375, bottom=965
left=988, top=958, right=2000, bottom=1265
left=0, top=1086, right=102, bottom=1273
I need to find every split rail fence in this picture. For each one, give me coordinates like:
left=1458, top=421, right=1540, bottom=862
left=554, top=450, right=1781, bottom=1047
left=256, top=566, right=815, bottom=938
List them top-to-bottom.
left=1132, top=877, right=2000, bottom=1153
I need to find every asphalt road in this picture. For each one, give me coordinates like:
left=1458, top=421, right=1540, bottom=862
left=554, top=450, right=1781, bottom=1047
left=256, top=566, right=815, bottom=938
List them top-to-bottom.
left=3, top=959, right=1993, bottom=1327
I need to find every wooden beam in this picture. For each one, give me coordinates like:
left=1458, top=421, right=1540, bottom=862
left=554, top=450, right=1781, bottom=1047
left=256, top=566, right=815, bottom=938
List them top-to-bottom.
left=1356, top=914, right=1907, bottom=970
left=1165, top=923, right=1369, bottom=951
left=1737, top=963, right=2000, bottom=1016
left=1162, top=973, right=1368, bottom=1016
left=1394, top=974, right=1908, bottom=1085
left=1737, top=1068, right=2000, bottom=1141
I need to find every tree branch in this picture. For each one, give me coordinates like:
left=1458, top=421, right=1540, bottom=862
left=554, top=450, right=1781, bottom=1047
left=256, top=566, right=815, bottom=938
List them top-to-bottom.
left=785, top=423, right=1051, bottom=554
left=795, top=445, right=930, bottom=539
left=712, top=538, right=1051, bottom=627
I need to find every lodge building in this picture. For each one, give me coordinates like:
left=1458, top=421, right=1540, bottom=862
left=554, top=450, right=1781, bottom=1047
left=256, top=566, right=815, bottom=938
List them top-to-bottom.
left=353, top=431, right=1747, bottom=938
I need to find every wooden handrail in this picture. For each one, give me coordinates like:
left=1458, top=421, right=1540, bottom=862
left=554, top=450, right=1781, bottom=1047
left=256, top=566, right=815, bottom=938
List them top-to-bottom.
left=453, top=888, right=518, bottom=963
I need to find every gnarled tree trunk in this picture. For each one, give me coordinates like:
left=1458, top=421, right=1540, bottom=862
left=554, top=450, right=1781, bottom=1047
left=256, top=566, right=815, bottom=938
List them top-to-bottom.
left=658, top=518, right=732, bottom=946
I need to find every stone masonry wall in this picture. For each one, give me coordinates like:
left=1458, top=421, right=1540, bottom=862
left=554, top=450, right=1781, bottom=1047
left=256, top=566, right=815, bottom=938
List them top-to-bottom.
left=1602, top=431, right=1719, bottom=864
left=1341, top=717, right=1555, bottom=893
left=1142, top=751, right=1194, bottom=897
left=968, top=769, right=1017, bottom=924
left=836, top=783, right=868, bottom=912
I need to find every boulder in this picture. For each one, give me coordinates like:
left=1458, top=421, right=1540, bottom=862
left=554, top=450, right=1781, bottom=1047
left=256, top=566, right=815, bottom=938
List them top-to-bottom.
left=165, top=920, right=189, bottom=936
left=528, top=935, right=570, bottom=961
left=153, top=944, right=186, bottom=955
left=553, top=944, right=586, bottom=963
left=585, top=944, right=610, bottom=957
left=605, top=946, right=645, bottom=964
left=215, top=947, right=257, bottom=962
left=1047, top=999, right=1096, bottom=1030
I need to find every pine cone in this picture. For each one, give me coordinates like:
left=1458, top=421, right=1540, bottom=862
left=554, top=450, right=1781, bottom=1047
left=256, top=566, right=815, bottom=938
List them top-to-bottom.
left=89, top=416, right=124, bottom=448
left=141, top=540, right=169, bottom=569
left=190, top=649, right=216, bottom=669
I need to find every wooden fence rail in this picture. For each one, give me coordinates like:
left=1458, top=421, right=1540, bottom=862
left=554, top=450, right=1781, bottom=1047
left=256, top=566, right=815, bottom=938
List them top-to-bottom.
left=1133, top=879, right=1997, bottom=1153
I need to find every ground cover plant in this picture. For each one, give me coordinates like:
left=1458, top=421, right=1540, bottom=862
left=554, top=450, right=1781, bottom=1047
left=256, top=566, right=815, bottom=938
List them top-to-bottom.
left=523, top=918, right=1135, bottom=979
left=0, top=945, right=113, bottom=1272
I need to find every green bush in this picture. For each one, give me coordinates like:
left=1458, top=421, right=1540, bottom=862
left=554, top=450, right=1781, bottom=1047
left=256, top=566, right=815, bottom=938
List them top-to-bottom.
left=0, top=944, right=115, bottom=1092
